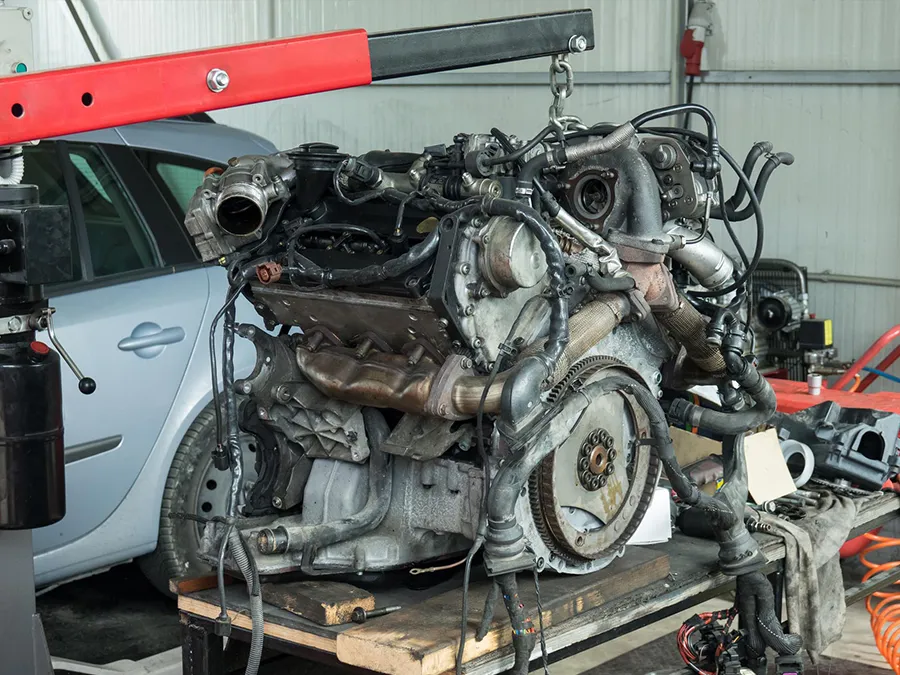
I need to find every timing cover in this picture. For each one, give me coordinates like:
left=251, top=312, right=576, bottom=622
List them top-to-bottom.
left=520, top=362, right=661, bottom=574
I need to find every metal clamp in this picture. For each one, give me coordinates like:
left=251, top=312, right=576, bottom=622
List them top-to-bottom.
left=0, top=313, right=32, bottom=335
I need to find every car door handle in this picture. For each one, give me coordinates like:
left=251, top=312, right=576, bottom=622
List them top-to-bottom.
left=118, top=322, right=185, bottom=359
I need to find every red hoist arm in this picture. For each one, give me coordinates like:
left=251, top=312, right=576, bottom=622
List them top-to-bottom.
left=0, top=10, right=596, bottom=146
left=0, top=30, right=371, bottom=146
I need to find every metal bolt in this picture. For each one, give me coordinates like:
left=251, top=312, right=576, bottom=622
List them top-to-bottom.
left=568, top=34, right=588, bottom=53
left=206, top=68, right=230, bottom=93
left=673, top=163, right=683, bottom=172
left=461, top=172, right=475, bottom=186
left=482, top=235, right=491, bottom=244
left=458, top=262, right=471, bottom=275
left=479, top=286, right=490, bottom=298
left=464, top=304, right=475, bottom=316
left=6, top=316, right=22, bottom=332
left=438, top=318, right=449, bottom=328
left=472, top=337, right=484, bottom=348
left=462, top=358, right=473, bottom=369
left=240, top=381, right=252, bottom=395
left=276, top=385, right=291, bottom=402
left=439, top=404, right=448, bottom=416
left=257, top=406, right=269, bottom=420
left=608, top=448, right=618, bottom=461
left=605, top=463, right=615, bottom=475
left=598, top=475, right=608, bottom=487
left=272, top=496, right=283, bottom=508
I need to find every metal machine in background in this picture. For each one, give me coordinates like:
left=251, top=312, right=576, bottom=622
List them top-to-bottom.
left=751, top=258, right=841, bottom=381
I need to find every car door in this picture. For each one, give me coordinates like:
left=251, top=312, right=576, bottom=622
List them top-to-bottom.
left=29, top=137, right=211, bottom=554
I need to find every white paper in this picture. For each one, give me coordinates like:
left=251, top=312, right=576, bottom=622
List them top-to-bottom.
left=628, top=486, right=673, bottom=545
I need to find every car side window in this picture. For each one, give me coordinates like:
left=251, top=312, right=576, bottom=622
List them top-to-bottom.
left=21, top=142, right=83, bottom=282
left=67, top=144, right=160, bottom=278
left=143, top=152, right=221, bottom=220
left=155, top=162, right=207, bottom=217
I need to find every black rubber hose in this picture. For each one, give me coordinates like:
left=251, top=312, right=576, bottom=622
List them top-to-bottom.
left=486, top=125, right=554, bottom=167
left=727, top=141, right=772, bottom=209
left=712, top=152, right=794, bottom=221
left=478, top=197, right=569, bottom=369
left=587, top=274, right=636, bottom=292
left=667, top=346, right=777, bottom=435
left=259, top=408, right=392, bottom=553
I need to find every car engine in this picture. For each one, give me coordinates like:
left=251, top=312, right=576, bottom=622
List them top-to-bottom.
left=184, top=66, right=795, bottom=667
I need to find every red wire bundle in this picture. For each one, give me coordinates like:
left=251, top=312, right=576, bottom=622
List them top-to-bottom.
left=677, top=609, right=739, bottom=675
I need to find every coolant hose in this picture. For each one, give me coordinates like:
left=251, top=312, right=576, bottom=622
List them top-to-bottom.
left=515, top=122, right=636, bottom=198
left=727, top=141, right=772, bottom=209
left=712, top=152, right=794, bottom=221
left=479, top=197, right=568, bottom=368
left=474, top=198, right=569, bottom=425
left=450, top=293, right=628, bottom=415
left=519, top=293, right=628, bottom=385
left=667, top=347, right=777, bottom=434
left=256, top=408, right=392, bottom=554
left=229, top=527, right=263, bottom=675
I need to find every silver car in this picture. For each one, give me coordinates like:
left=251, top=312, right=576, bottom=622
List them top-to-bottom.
left=27, top=116, right=275, bottom=592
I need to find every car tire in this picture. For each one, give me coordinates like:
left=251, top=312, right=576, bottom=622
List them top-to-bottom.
left=138, top=401, right=257, bottom=595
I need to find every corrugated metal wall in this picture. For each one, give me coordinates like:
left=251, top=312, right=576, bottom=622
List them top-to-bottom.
left=23, top=0, right=900, bottom=387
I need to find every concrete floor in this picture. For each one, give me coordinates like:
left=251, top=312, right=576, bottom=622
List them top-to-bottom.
left=38, top=562, right=892, bottom=674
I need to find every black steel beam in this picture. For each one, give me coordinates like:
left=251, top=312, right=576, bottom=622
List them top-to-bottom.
left=368, top=10, right=594, bottom=81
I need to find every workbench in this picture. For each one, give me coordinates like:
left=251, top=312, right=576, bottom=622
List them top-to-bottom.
left=177, top=492, right=900, bottom=675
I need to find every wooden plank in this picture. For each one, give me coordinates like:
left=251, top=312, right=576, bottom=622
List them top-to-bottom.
left=335, top=547, right=669, bottom=675
left=169, top=574, right=231, bottom=596
left=261, top=581, right=375, bottom=626
left=177, top=593, right=337, bottom=655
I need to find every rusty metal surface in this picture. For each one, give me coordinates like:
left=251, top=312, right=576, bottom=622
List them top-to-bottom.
left=626, top=261, right=679, bottom=311
left=252, top=283, right=452, bottom=356
left=296, top=345, right=438, bottom=414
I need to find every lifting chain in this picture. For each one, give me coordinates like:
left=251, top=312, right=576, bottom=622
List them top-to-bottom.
left=548, top=53, right=585, bottom=134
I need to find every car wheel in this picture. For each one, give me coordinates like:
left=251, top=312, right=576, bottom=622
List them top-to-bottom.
left=138, top=401, right=258, bottom=595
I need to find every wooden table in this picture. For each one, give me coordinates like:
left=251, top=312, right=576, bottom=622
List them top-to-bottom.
left=178, top=492, right=900, bottom=675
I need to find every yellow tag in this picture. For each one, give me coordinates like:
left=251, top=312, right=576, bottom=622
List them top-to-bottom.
left=416, top=217, right=439, bottom=234
left=824, top=319, right=833, bottom=347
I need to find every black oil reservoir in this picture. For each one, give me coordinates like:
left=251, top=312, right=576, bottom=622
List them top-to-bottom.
left=0, top=337, right=65, bottom=529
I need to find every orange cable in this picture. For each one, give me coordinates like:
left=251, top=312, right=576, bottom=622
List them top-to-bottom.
left=861, top=532, right=900, bottom=672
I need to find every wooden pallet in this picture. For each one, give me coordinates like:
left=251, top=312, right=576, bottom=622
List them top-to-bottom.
left=178, top=546, right=669, bottom=675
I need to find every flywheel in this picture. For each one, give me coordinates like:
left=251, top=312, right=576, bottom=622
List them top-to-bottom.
left=524, top=364, right=660, bottom=573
